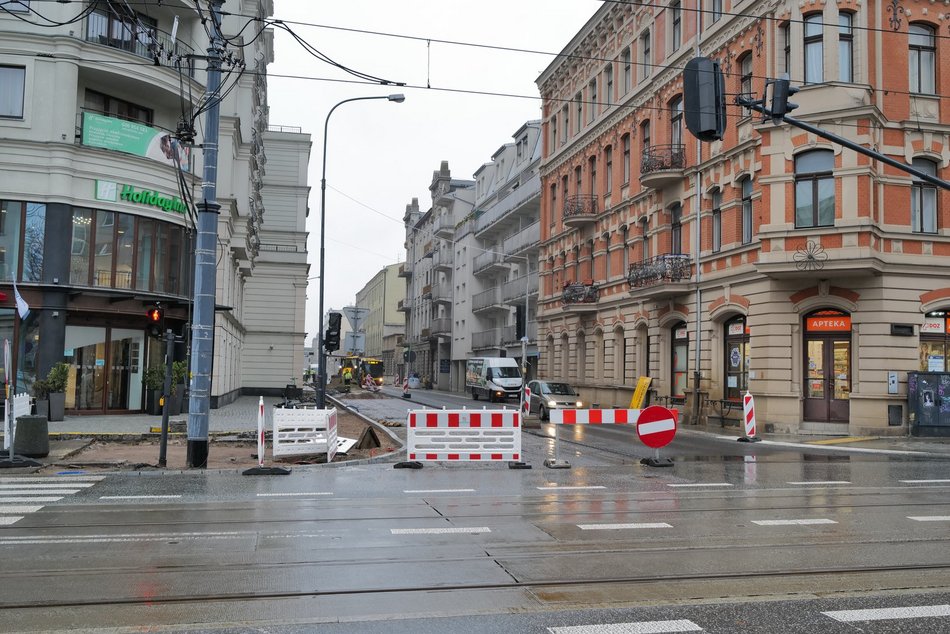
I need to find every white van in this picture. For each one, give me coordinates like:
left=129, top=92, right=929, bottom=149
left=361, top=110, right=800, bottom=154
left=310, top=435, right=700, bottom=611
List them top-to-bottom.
left=465, top=357, right=522, bottom=402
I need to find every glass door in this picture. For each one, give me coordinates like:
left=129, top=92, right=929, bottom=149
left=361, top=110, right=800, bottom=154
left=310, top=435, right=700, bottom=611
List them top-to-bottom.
left=66, top=325, right=145, bottom=412
left=66, top=326, right=107, bottom=411
left=108, top=328, right=144, bottom=411
left=804, top=337, right=851, bottom=422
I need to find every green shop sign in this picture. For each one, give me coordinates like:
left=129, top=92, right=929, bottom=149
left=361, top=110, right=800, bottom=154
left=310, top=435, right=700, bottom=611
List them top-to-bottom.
left=81, top=112, right=191, bottom=172
left=95, top=180, right=187, bottom=215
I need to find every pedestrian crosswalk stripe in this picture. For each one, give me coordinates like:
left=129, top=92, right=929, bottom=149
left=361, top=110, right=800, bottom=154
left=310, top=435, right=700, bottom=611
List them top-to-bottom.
left=0, top=476, right=103, bottom=483
left=0, top=476, right=101, bottom=526
left=900, top=479, right=950, bottom=484
left=787, top=480, right=851, bottom=485
left=0, top=483, right=95, bottom=489
left=668, top=483, right=732, bottom=488
left=537, top=486, right=607, bottom=491
left=0, top=490, right=81, bottom=495
left=99, top=495, right=181, bottom=500
left=0, top=497, right=62, bottom=503
left=0, top=505, right=42, bottom=514
left=908, top=516, right=950, bottom=522
left=0, top=517, right=23, bottom=526
left=752, top=518, right=837, bottom=526
left=578, top=522, right=672, bottom=530
left=391, top=527, right=491, bottom=535
left=823, top=605, right=950, bottom=622
left=548, top=619, right=703, bottom=633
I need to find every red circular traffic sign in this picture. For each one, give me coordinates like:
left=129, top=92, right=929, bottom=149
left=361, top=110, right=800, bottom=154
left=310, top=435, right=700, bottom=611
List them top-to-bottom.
left=636, top=405, right=678, bottom=449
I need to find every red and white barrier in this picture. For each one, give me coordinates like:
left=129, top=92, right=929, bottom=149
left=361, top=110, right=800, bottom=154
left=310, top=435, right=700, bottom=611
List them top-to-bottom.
left=739, top=391, right=762, bottom=443
left=545, top=407, right=679, bottom=468
left=550, top=408, right=643, bottom=425
left=405, top=409, right=521, bottom=462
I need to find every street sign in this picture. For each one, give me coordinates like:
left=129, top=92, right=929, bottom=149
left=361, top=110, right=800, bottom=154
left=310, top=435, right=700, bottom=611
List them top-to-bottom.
left=342, top=306, right=369, bottom=330
left=344, top=332, right=365, bottom=354
left=636, top=405, right=677, bottom=449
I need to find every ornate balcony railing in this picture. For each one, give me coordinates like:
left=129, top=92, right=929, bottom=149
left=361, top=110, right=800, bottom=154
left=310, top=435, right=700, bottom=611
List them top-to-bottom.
left=641, top=144, right=686, bottom=174
left=563, top=195, right=598, bottom=221
left=627, top=254, right=692, bottom=288
left=562, top=281, right=599, bottom=304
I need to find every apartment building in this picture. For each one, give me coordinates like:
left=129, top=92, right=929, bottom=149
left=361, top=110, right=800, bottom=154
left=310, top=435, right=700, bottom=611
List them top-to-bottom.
left=537, top=0, right=950, bottom=434
left=0, top=1, right=309, bottom=411
left=401, top=163, right=475, bottom=389
left=355, top=263, right=405, bottom=379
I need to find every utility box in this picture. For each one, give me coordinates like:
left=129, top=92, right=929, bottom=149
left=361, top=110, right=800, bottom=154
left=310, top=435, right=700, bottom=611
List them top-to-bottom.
left=908, top=372, right=950, bottom=436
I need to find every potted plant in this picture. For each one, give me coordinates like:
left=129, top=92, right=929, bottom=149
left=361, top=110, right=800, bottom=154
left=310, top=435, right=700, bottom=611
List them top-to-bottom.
left=169, top=360, right=188, bottom=415
left=45, top=362, right=70, bottom=422
left=143, top=365, right=165, bottom=415
left=32, top=378, right=50, bottom=419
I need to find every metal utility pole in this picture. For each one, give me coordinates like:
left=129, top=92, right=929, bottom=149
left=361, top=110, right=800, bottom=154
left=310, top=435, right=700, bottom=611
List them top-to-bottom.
left=187, top=0, right=224, bottom=468
left=158, top=328, right=175, bottom=468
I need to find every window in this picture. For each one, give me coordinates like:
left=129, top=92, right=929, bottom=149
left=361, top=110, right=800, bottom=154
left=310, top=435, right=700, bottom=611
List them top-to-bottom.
left=710, top=0, right=722, bottom=24
left=671, top=1, right=682, bottom=51
left=86, top=7, right=158, bottom=60
left=839, top=12, right=853, bottom=82
left=804, top=14, right=824, bottom=84
left=781, top=22, right=791, bottom=75
left=909, top=23, right=936, bottom=94
left=640, top=31, right=651, bottom=82
left=622, top=48, right=632, bottom=93
left=739, top=54, right=753, bottom=100
left=604, top=64, right=614, bottom=106
left=0, top=66, right=25, bottom=119
left=589, top=78, right=598, bottom=121
left=84, top=89, right=152, bottom=125
left=575, top=92, right=583, bottom=131
left=670, top=97, right=683, bottom=147
left=561, top=105, right=569, bottom=141
left=550, top=115, right=557, bottom=150
left=641, top=119, right=651, bottom=155
left=622, top=134, right=631, bottom=184
left=605, top=146, right=613, bottom=194
left=795, top=150, right=835, bottom=228
left=589, top=156, right=597, bottom=198
left=912, top=158, right=938, bottom=233
left=575, top=167, right=582, bottom=196
left=562, top=174, right=569, bottom=201
left=741, top=178, right=753, bottom=244
left=550, top=184, right=557, bottom=227
left=711, top=189, right=722, bottom=252
left=0, top=201, right=23, bottom=281
left=22, top=203, right=45, bottom=282
left=670, top=203, right=683, bottom=254
left=71, top=208, right=92, bottom=285
left=94, top=211, right=115, bottom=287
left=641, top=218, right=650, bottom=260
left=622, top=225, right=630, bottom=271
left=589, top=240, right=595, bottom=279
left=921, top=311, right=950, bottom=371
left=724, top=316, right=750, bottom=400
left=671, top=321, right=688, bottom=399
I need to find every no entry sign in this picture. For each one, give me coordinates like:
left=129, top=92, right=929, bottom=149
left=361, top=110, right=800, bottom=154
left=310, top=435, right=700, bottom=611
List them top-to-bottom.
left=636, top=405, right=678, bottom=449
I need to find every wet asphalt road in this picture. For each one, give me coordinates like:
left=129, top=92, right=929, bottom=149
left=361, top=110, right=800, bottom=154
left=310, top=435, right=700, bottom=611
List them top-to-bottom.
left=1, top=395, right=949, bottom=632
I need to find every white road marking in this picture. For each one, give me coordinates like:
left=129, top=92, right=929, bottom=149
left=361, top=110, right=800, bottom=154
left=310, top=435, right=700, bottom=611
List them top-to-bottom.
left=0, top=476, right=103, bottom=483
left=900, top=479, right=950, bottom=484
left=787, top=480, right=851, bottom=485
left=0, top=483, right=94, bottom=489
left=667, top=483, right=733, bottom=488
left=537, top=486, right=607, bottom=491
left=404, top=489, right=476, bottom=493
left=0, top=490, right=79, bottom=495
left=256, top=492, right=333, bottom=497
left=99, top=495, right=181, bottom=500
left=0, top=497, right=62, bottom=503
left=0, top=505, right=42, bottom=513
left=908, top=516, right=950, bottom=522
left=0, top=517, right=23, bottom=526
left=752, top=518, right=837, bottom=526
left=578, top=523, right=672, bottom=530
left=391, top=527, right=491, bottom=535
left=0, top=530, right=251, bottom=546
left=823, top=604, right=950, bottom=622
left=548, top=619, right=703, bottom=633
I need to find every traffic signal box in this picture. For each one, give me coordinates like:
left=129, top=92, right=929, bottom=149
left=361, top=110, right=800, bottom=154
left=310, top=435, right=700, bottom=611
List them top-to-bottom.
left=683, top=57, right=726, bottom=142
left=146, top=306, right=164, bottom=338
left=324, top=312, right=342, bottom=353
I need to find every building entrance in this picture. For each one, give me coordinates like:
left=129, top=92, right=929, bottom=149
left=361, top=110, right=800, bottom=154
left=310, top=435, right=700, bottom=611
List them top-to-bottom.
left=803, top=310, right=851, bottom=423
left=65, top=326, right=145, bottom=413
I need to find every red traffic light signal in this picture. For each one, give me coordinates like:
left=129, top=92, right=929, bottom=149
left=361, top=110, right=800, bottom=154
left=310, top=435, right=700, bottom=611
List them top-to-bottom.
left=146, top=307, right=163, bottom=322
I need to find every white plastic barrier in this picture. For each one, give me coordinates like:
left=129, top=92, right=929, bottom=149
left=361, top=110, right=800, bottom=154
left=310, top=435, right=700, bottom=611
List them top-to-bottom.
left=3, top=392, right=30, bottom=451
left=272, top=407, right=338, bottom=461
left=406, top=409, right=521, bottom=462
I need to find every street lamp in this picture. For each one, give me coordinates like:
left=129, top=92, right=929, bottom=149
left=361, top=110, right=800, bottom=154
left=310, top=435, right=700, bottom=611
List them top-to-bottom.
left=318, top=94, right=405, bottom=409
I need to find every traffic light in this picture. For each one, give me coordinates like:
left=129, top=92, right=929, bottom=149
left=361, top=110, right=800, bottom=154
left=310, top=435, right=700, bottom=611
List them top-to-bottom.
left=683, top=57, right=726, bottom=142
left=770, top=75, right=799, bottom=122
left=145, top=305, right=164, bottom=338
left=324, top=312, right=342, bottom=353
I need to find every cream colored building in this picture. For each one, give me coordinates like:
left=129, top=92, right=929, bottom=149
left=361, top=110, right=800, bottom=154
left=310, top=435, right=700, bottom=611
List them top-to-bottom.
left=355, top=263, right=405, bottom=377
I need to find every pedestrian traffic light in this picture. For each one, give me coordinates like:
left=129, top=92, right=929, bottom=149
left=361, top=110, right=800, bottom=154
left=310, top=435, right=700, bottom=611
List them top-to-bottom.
left=683, top=57, right=726, bottom=142
left=770, top=75, right=799, bottom=122
left=145, top=305, right=164, bottom=338
left=324, top=312, right=342, bottom=353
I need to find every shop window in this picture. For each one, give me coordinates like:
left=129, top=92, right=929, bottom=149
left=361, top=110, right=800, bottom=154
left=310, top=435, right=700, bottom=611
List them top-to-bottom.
left=0, top=201, right=23, bottom=281
left=23, top=203, right=45, bottom=282
left=70, top=208, right=92, bottom=285
left=94, top=211, right=115, bottom=287
left=136, top=218, right=153, bottom=290
left=920, top=311, right=950, bottom=371
left=724, top=316, right=750, bottom=400
left=671, top=321, right=689, bottom=399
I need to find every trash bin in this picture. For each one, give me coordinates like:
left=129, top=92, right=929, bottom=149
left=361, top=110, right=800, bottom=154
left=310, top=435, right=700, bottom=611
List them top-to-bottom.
left=13, top=414, right=49, bottom=458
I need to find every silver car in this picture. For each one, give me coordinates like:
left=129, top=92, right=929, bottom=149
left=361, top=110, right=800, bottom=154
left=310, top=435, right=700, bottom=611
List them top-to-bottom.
left=527, top=380, right=583, bottom=421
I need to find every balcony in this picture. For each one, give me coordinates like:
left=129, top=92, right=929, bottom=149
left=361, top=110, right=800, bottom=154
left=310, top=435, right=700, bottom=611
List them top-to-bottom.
left=85, top=14, right=197, bottom=77
left=640, top=144, right=686, bottom=189
left=474, top=174, right=542, bottom=237
left=563, top=195, right=598, bottom=227
left=433, top=215, right=455, bottom=239
left=502, top=221, right=540, bottom=260
left=422, top=241, right=434, bottom=258
left=432, top=250, right=453, bottom=272
left=473, top=250, right=508, bottom=276
left=627, top=254, right=692, bottom=299
left=398, top=263, right=412, bottom=278
left=501, top=275, right=539, bottom=305
left=561, top=281, right=600, bottom=313
left=431, top=282, right=452, bottom=306
left=421, top=284, right=432, bottom=299
left=472, top=287, right=507, bottom=313
left=398, top=298, right=412, bottom=312
left=431, top=317, right=452, bottom=338
left=501, top=321, right=538, bottom=345
left=472, top=329, right=501, bottom=350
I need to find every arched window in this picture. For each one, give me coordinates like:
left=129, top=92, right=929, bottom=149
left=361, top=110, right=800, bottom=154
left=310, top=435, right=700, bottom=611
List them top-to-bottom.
left=804, top=13, right=824, bottom=83
left=909, top=23, right=936, bottom=94
left=795, top=150, right=835, bottom=228
left=911, top=158, right=938, bottom=233
left=724, top=316, right=750, bottom=400
left=613, top=325, right=627, bottom=382
left=594, top=329, right=605, bottom=377
left=560, top=332, right=569, bottom=379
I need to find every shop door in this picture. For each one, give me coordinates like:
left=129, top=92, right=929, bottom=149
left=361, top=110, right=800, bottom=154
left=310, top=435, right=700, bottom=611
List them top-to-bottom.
left=65, top=325, right=145, bottom=413
left=804, top=338, right=851, bottom=422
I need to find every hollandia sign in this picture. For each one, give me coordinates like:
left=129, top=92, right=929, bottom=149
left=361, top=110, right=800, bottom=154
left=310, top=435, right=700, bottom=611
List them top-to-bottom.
left=95, top=180, right=187, bottom=215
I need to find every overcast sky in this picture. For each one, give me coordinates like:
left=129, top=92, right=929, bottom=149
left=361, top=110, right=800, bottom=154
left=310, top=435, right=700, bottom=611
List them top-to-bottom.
left=265, top=1, right=600, bottom=343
